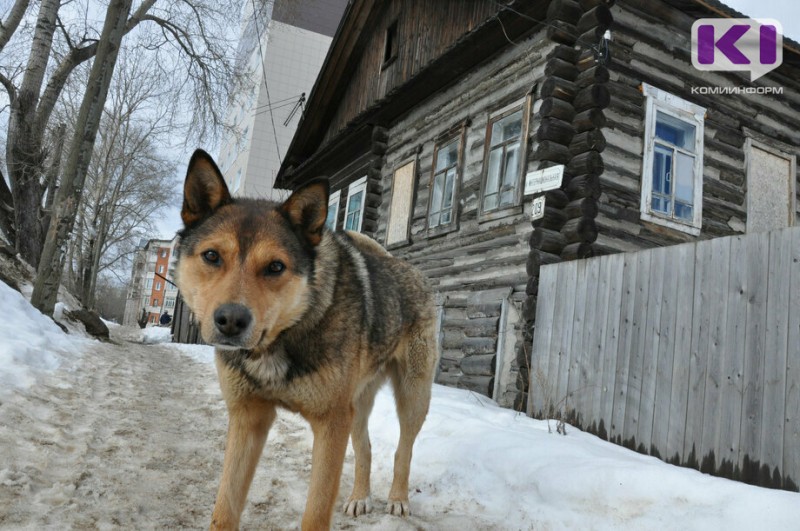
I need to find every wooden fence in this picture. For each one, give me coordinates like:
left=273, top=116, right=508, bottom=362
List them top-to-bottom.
left=528, top=226, right=800, bottom=491
left=171, top=293, right=203, bottom=345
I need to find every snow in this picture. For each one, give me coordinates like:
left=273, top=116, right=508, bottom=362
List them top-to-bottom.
left=0, top=282, right=88, bottom=400
left=0, top=287, right=798, bottom=529
left=140, top=325, right=173, bottom=344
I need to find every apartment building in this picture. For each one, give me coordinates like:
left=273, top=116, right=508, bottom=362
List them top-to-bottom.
left=122, top=237, right=179, bottom=326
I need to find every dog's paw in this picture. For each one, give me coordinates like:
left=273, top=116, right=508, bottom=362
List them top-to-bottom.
left=342, top=497, right=371, bottom=517
left=386, top=499, right=411, bottom=517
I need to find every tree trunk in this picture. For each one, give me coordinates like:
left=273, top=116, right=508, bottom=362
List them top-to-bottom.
left=31, top=0, right=133, bottom=315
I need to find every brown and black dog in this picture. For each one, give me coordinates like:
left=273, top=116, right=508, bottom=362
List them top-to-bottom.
left=175, top=150, right=439, bottom=530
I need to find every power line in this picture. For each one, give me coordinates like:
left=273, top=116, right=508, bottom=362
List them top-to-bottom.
left=250, top=0, right=282, bottom=165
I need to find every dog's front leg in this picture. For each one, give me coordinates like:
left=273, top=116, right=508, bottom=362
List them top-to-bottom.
left=211, top=397, right=276, bottom=530
left=302, top=410, right=353, bottom=531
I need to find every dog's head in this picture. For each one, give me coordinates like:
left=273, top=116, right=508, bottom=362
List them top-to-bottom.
left=175, top=150, right=329, bottom=351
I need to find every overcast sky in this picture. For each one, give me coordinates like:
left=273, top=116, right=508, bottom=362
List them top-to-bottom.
left=723, top=0, right=800, bottom=40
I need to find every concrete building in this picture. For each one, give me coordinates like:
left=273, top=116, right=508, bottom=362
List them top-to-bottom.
left=216, top=0, right=347, bottom=200
left=123, top=237, right=179, bottom=327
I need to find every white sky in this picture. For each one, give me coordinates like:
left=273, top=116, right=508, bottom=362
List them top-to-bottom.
left=723, top=0, right=800, bottom=41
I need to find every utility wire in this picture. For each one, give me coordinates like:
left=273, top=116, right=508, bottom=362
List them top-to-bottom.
left=250, top=0, right=282, bottom=165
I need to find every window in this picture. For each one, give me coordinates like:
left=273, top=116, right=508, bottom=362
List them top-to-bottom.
left=382, top=21, right=398, bottom=68
left=641, top=83, right=705, bottom=235
left=481, top=99, right=531, bottom=215
left=744, top=130, right=796, bottom=233
left=428, top=138, right=460, bottom=231
left=387, top=160, right=416, bottom=247
left=344, top=176, right=367, bottom=232
left=326, top=190, right=341, bottom=230
left=161, top=249, right=167, bottom=258
left=157, top=265, right=163, bottom=274
left=145, top=278, right=153, bottom=290
left=155, top=281, right=162, bottom=291
left=153, top=298, right=159, bottom=306
left=165, top=298, right=175, bottom=309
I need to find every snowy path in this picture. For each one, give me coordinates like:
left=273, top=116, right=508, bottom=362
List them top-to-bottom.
left=0, top=328, right=448, bottom=530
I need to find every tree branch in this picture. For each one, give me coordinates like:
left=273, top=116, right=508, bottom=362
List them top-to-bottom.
left=0, top=0, right=30, bottom=53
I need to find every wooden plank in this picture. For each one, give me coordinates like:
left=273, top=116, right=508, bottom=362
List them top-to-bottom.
left=784, top=227, right=800, bottom=490
left=760, top=228, right=791, bottom=487
left=738, top=231, right=769, bottom=484
left=717, top=235, right=747, bottom=478
left=698, top=236, right=732, bottom=473
left=684, top=240, right=713, bottom=466
left=666, top=242, right=696, bottom=464
left=651, top=243, right=681, bottom=460
left=637, top=246, right=666, bottom=455
left=622, top=248, right=652, bottom=451
left=610, top=252, right=638, bottom=443
left=599, top=253, right=624, bottom=440
left=589, top=255, right=612, bottom=433
left=565, top=259, right=591, bottom=426
left=552, top=260, right=578, bottom=420
left=529, top=263, right=559, bottom=417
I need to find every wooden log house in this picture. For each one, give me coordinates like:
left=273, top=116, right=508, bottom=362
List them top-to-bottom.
left=275, top=0, right=800, bottom=411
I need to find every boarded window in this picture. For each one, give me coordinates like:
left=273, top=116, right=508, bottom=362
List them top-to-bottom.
left=746, top=139, right=796, bottom=233
left=387, top=160, right=416, bottom=246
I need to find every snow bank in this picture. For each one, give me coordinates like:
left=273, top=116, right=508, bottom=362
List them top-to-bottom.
left=0, top=282, right=87, bottom=399
left=141, top=326, right=173, bottom=344
left=167, top=342, right=215, bottom=364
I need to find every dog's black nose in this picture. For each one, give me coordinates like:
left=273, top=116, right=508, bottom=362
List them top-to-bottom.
left=213, top=303, right=252, bottom=337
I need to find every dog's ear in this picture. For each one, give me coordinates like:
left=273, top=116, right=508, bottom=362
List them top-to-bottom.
left=181, top=150, right=232, bottom=227
left=280, top=178, right=329, bottom=247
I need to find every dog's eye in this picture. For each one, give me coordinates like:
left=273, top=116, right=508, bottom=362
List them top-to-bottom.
left=202, top=250, right=221, bottom=265
left=264, top=261, right=285, bottom=275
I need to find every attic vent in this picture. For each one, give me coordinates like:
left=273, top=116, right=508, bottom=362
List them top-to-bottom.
left=382, top=21, right=398, bottom=69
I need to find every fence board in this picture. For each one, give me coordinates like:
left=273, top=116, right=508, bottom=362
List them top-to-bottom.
left=530, top=227, right=800, bottom=490
left=760, top=228, right=791, bottom=487
left=784, top=228, right=800, bottom=490
left=739, top=231, right=769, bottom=483
left=718, top=235, right=747, bottom=476
left=699, top=236, right=732, bottom=473
left=666, top=242, right=695, bottom=464
left=651, top=244, right=681, bottom=459
left=623, top=248, right=652, bottom=449
left=599, top=253, right=625, bottom=439
left=610, top=253, right=638, bottom=443
left=565, top=260, right=590, bottom=423
left=529, top=263, right=559, bottom=417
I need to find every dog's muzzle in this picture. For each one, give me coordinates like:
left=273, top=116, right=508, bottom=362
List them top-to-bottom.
left=212, top=303, right=253, bottom=346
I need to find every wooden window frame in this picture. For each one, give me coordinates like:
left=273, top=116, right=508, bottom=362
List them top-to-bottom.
left=381, top=21, right=398, bottom=71
left=640, top=83, right=705, bottom=236
left=478, top=96, right=533, bottom=221
left=427, top=125, right=467, bottom=238
left=386, top=158, right=418, bottom=250
left=344, top=176, right=368, bottom=232
left=326, top=189, right=341, bottom=231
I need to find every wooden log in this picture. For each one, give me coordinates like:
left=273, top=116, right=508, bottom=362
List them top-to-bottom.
left=546, top=0, right=583, bottom=25
left=579, top=0, right=615, bottom=9
left=577, top=6, right=613, bottom=34
left=546, top=21, right=579, bottom=46
left=578, top=26, right=606, bottom=51
left=546, top=43, right=580, bottom=63
left=576, top=47, right=598, bottom=71
left=544, top=57, right=578, bottom=81
left=575, top=64, right=610, bottom=88
left=540, top=76, right=577, bottom=101
left=574, top=84, right=610, bottom=112
left=539, top=97, right=576, bottom=122
left=573, top=108, right=606, bottom=133
left=537, top=117, right=575, bottom=145
left=371, top=126, right=389, bottom=143
left=569, top=130, right=606, bottom=155
left=371, top=140, right=388, bottom=155
left=535, top=140, right=571, bottom=164
left=566, top=150, right=604, bottom=175
left=564, top=174, right=601, bottom=199
left=545, top=189, right=570, bottom=209
left=564, top=197, right=599, bottom=219
left=533, top=205, right=568, bottom=231
left=560, top=216, right=598, bottom=244
left=529, top=227, right=567, bottom=254
left=561, top=242, right=595, bottom=260
left=526, top=249, right=562, bottom=277
left=526, top=275, right=539, bottom=296
left=461, top=353, right=497, bottom=376
left=436, top=371, right=461, bottom=387
left=458, top=375, right=494, bottom=397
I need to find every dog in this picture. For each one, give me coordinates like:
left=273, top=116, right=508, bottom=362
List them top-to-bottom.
left=175, top=150, right=439, bottom=530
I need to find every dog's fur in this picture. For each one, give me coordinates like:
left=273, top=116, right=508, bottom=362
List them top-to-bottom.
left=175, top=150, right=439, bottom=530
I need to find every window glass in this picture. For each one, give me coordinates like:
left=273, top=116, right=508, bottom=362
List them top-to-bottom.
left=483, top=109, right=523, bottom=213
left=656, top=111, right=695, bottom=151
left=345, top=190, right=363, bottom=231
